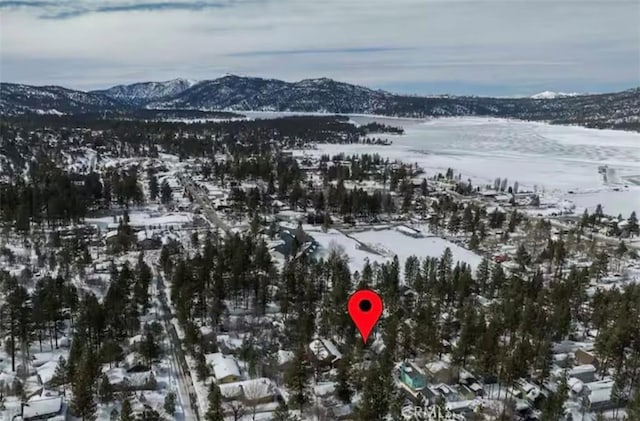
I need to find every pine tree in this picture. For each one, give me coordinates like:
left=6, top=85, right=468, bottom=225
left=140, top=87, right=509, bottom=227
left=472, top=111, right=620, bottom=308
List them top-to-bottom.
left=148, top=174, right=159, bottom=201
left=161, top=181, right=172, bottom=204
left=628, top=211, right=639, bottom=236
left=469, top=232, right=480, bottom=251
left=616, top=241, right=628, bottom=259
left=514, top=243, right=531, bottom=271
left=476, top=257, right=491, bottom=294
left=139, top=329, right=159, bottom=366
left=284, top=346, right=310, bottom=410
left=71, top=347, right=98, bottom=420
left=49, top=356, right=68, bottom=388
left=335, top=356, right=353, bottom=403
left=356, top=363, right=389, bottom=421
left=146, top=372, right=157, bottom=390
left=541, top=372, right=568, bottom=420
left=98, top=374, right=113, bottom=403
left=205, top=382, right=224, bottom=421
left=627, top=386, right=640, bottom=421
left=163, top=392, right=176, bottom=416
left=120, top=398, right=133, bottom=421
left=272, top=401, right=299, bottom=421
left=110, top=408, right=119, bottom=421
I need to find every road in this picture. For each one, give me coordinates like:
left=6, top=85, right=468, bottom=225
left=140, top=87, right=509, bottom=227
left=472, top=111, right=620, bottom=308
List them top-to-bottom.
left=178, top=174, right=231, bottom=235
left=152, top=264, right=201, bottom=420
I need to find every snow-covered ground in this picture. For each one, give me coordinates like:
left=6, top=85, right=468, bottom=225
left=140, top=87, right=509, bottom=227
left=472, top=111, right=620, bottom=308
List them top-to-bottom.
left=559, top=188, right=640, bottom=218
left=85, top=211, right=193, bottom=230
left=309, top=226, right=482, bottom=276
left=309, top=227, right=387, bottom=273
left=351, top=228, right=483, bottom=271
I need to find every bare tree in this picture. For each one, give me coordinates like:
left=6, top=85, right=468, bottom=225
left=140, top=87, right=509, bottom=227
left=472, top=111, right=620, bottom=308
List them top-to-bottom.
left=242, top=380, right=268, bottom=421
left=226, top=400, right=245, bottom=421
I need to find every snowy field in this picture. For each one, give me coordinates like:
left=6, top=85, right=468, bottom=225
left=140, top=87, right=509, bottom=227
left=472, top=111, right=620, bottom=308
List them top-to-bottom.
left=258, top=112, right=640, bottom=217
left=85, top=211, right=193, bottom=230
left=309, top=226, right=482, bottom=276
left=309, top=227, right=387, bottom=273
left=351, top=229, right=483, bottom=270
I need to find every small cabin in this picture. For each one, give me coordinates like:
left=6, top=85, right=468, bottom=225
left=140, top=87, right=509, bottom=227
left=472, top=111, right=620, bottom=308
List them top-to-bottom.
left=308, top=338, right=342, bottom=369
left=399, top=362, right=426, bottom=392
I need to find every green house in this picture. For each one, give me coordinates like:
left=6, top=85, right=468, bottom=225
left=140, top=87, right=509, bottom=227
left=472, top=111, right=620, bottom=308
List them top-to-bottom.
left=399, top=362, right=426, bottom=391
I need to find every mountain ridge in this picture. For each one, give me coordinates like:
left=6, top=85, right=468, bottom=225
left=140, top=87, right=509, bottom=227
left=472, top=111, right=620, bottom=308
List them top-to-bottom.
left=2, top=75, right=639, bottom=131
left=91, top=78, right=199, bottom=105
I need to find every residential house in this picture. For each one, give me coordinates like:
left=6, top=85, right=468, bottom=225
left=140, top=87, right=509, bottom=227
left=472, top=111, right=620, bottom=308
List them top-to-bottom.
left=396, top=225, right=423, bottom=238
left=105, top=230, right=119, bottom=249
left=136, top=231, right=162, bottom=250
left=161, top=232, right=182, bottom=254
left=308, top=338, right=342, bottom=369
left=575, top=349, right=598, bottom=369
left=276, top=350, right=295, bottom=371
left=205, top=353, right=241, bottom=384
left=425, top=360, right=458, bottom=385
left=399, top=362, right=426, bottom=392
left=569, top=364, right=597, bottom=383
left=107, top=367, right=156, bottom=391
left=459, top=369, right=484, bottom=397
left=218, top=378, right=277, bottom=405
left=515, top=378, right=542, bottom=404
left=586, top=380, right=620, bottom=412
left=422, top=383, right=460, bottom=406
left=22, top=396, right=66, bottom=421
left=445, top=400, right=476, bottom=417
left=329, top=404, right=354, bottom=420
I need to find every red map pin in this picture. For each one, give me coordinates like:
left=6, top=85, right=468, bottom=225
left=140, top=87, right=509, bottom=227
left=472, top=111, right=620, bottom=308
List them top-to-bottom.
left=348, top=289, right=383, bottom=344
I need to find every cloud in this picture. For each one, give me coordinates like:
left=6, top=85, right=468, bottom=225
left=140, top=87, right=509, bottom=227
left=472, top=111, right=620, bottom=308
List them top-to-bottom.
left=0, top=0, right=255, bottom=18
left=1, top=0, right=638, bottom=95
left=227, top=47, right=415, bottom=57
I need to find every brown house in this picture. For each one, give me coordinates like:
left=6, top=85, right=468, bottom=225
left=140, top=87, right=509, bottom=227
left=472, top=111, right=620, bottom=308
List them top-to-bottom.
left=575, top=348, right=599, bottom=369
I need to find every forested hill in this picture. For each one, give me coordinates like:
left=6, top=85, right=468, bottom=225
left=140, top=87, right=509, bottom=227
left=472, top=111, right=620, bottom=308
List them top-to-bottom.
left=1, top=75, right=639, bottom=131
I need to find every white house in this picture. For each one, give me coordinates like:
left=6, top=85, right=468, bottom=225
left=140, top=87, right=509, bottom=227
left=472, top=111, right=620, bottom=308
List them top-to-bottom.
left=205, top=352, right=241, bottom=384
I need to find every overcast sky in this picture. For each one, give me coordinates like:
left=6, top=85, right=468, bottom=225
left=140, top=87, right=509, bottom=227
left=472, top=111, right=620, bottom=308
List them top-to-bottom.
left=1, top=0, right=639, bottom=95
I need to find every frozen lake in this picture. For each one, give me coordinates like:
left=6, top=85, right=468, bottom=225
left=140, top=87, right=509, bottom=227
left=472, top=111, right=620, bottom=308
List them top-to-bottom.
left=243, top=112, right=640, bottom=216
left=347, top=116, right=640, bottom=192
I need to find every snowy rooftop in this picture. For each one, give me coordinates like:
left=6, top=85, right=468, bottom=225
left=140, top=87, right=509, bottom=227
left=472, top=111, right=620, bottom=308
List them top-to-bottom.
left=308, top=338, right=342, bottom=363
left=277, top=350, right=295, bottom=366
left=205, top=352, right=241, bottom=381
left=425, top=360, right=451, bottom=373
left=568, top=364, right=596, bottom=377
left=218, top=377, right=276, bottom=401
left=586, top=380, right=615, bottom=404
left=23, top=396, right=62, bottom=419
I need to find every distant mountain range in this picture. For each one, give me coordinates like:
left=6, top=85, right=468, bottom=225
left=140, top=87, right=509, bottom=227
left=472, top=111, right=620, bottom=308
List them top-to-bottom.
left=1, top=75, right=639, bottom=131
left=92, top=78, right=199, bottom=105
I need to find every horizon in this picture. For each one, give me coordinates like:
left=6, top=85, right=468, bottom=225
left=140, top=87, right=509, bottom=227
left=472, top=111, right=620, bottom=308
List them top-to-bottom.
left=2, top=0, right=639, bottom=97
